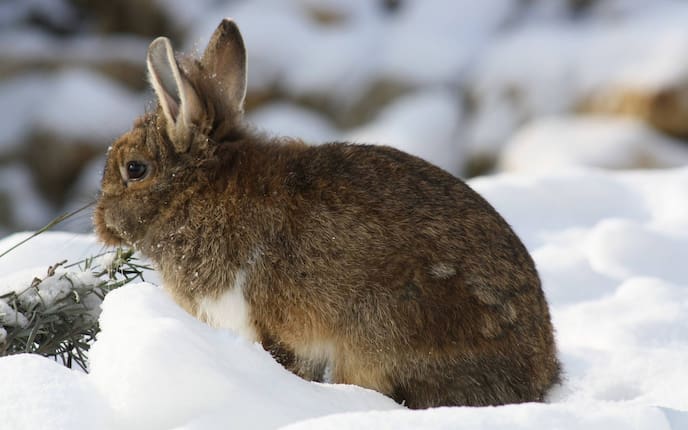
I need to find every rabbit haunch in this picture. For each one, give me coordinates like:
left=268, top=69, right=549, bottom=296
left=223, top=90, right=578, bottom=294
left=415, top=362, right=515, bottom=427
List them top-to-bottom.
left=94, top=19, right=561, bottom=409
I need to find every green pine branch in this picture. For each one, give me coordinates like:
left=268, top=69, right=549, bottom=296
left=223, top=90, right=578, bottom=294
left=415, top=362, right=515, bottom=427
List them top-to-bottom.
left=0, top=204, right=153, bottom=371
left=0, top=248, right=150, bottom=371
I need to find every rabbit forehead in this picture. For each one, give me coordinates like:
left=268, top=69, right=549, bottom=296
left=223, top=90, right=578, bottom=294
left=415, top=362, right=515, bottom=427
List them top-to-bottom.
left=112, top=123, right=157, bottom=162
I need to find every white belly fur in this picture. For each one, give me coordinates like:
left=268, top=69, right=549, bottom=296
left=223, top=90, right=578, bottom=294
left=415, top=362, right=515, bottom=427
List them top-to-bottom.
left=196, top=269, right=258, bottom=342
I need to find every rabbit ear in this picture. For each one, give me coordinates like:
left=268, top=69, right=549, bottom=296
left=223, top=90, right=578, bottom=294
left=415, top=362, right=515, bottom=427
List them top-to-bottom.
left=201, top=19, right=247, bottom=112
left=147, top=37, right=201, bottom=152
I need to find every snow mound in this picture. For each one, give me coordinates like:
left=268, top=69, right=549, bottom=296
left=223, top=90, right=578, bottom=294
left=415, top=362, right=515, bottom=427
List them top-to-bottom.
left=0, top=69, right=144, bottom=153
left=346, top=90, right=463, bottom=174
left=250, top=91, right=464, bottom=175
left=248, top=102, right=340, bottom=144
left=499, top=116, right=688, bottom=173
left=89, top=283, right=400, bottom=430
left=0, top=354, right=111, bottom=429
left=281, top=402, right=686, bottom=430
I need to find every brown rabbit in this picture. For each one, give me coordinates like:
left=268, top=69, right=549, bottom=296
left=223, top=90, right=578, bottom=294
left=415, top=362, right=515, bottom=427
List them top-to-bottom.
left=94, top=19, right=560, bottom=408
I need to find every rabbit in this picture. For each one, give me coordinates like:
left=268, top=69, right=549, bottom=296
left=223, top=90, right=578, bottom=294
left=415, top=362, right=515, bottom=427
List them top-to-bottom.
left=94, top=19, right=560, bottom=409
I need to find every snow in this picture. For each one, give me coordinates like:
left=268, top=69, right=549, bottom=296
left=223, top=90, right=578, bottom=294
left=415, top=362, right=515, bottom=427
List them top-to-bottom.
left=174, top=0, right=688, bottom=169
left=183, top=0, right=515, bottom=102
left=377, top=0, right=515, bottom=86
left=465, top=1, right=688, bottom=156
left=0, top=69, right=145, bottom=153
left=33, top=69, right=145, bottom=142
left=345, top=90, right=463, bottom=174
left=249, top=92, right=464, bottom=174
left=248, top=102, right=339, bottom=144
left=499, top=116, right=688, bottom=173
left=2, top=166, right=688, bottom=429
left=0, top=231, right=104, bottom=276
left=0, top=267, right=100, bottom=311
left=0, top=299, right=28, bottom=328
left=0, top=354, right=111, bottom=429
left=282, top=402, right=684, bottom=430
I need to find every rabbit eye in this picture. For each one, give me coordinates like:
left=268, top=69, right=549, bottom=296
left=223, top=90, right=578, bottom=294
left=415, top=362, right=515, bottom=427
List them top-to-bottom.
left=126, top=161, right=148, bottom=181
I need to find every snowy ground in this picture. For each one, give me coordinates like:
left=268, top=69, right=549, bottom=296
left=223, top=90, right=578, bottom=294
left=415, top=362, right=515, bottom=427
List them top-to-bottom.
left=1, top=167, right=687, bottom=429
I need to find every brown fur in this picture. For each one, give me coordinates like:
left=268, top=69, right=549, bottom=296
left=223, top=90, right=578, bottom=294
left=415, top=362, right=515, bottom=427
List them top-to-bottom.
left=94, top=19, right=560, bottom=408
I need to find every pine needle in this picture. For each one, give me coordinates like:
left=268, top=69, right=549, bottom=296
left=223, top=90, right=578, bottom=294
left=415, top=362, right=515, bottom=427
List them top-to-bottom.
left=0, top=201, right=153, bottom=371
left=0, top=249, right=147, bottom=371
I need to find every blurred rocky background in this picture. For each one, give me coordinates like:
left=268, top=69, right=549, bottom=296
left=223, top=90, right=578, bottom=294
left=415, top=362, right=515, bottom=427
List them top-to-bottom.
left=1, top=0, right=688, bottom=236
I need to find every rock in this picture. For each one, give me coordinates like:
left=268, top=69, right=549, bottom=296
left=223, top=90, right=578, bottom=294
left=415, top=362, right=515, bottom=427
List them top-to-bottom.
left=68, top=0, right=180, bottom=40
left=578, top=83, right=688, bottom=139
